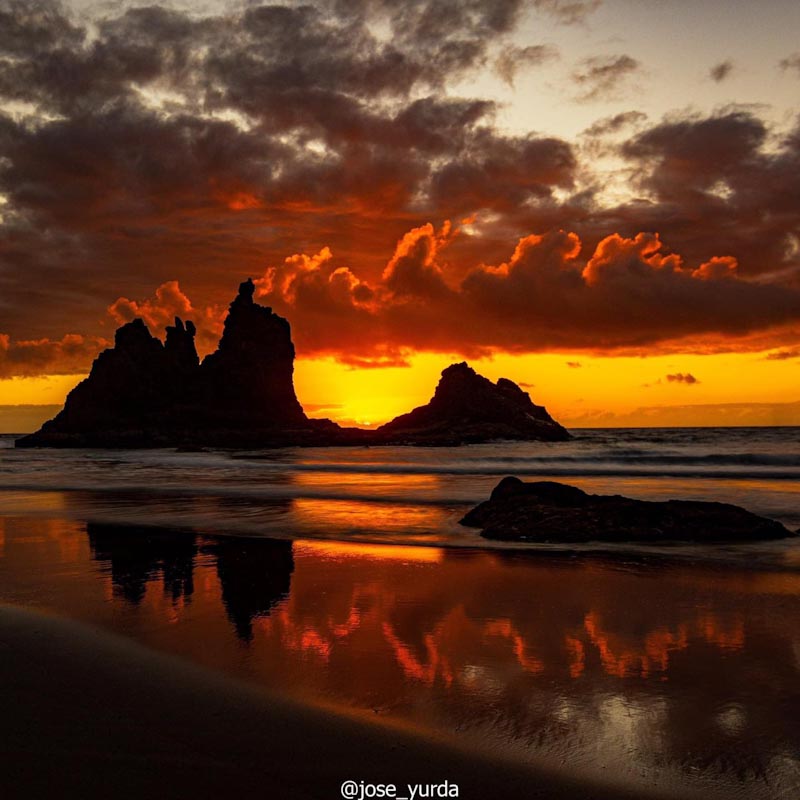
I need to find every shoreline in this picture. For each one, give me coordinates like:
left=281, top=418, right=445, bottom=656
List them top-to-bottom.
left=3, top=504, right=799, bottom=574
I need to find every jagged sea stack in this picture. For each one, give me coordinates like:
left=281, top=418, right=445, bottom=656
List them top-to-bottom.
left=15, top=279, right=316, bottom=447
left=196, top=279, right=306, bottom=427
left=16, top=281, right=571, bottom=448
left=15, top=316, right=201, bottom=446
left=375, top=362, right=570, bottom=444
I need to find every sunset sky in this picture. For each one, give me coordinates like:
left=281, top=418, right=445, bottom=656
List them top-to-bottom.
left=1, top=0, right=799, bottom=431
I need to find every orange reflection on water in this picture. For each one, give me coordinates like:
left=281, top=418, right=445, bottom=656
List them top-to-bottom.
left=293, top=470, right=441, bottom=492
left=292, top=498, right=449, bottom=537
left=3, top=512, right=800, bottom=794
left=299, top=539, right=442, bottom=563
left=583, top=609, right=744, bottom=679
left=584, top=612, right=689, bottom=678
left=483, top=618, right=544, bottom=674
left=382, top=619, right=455, bottom=687
left=565, top=635, right=585, bottom=678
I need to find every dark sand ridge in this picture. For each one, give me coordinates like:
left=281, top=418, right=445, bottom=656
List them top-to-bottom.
left=0, top=605, right=677, bottom=800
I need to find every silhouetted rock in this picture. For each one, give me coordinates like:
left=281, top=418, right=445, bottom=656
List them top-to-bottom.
left=197, top=278, right=306, bottom=427
left=16, top=279, right=329, bottom=447
left=15, top=282, right=570, bottom=448
left=165, top=316, right=199, bottom=371
left=18, top=317, right=199, bottom=445
left=376, top=362, right=570, bottom=443
left=461, top=477, right=795, bottom=543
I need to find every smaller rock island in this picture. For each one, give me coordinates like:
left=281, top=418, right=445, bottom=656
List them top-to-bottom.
left=15, top=279, right=569, bottom=449
left=375, top=362, right=569, bottom=444
left=461, top=477, right=796, bottom=543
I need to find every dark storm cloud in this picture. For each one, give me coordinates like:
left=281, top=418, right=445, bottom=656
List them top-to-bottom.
left=0, top=0, right=572, bottom=227
left=1, top=1, right=800, bottom=375
left=611, top=110, right=800, bottom=279
left=428, top=129, right=576, bottom=215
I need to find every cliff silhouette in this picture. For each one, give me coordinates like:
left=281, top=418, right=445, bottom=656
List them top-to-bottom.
left=16, top=279, right=569, bottom=448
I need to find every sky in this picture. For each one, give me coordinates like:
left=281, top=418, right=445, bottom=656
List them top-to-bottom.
left=1, top=0, right=799, bottom=431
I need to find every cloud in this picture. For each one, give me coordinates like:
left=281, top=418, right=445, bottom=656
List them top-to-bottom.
left=0, top=0, right=581, bottom=346
left=532, top=0, right=602, bottom=25
left=0, top=1, right=798, bottom=375
left=494, top=44, right=559, bottom=86
left=780, top=53, right=800, bottom=76
left=572, top=55, right=640, bottom=102
left=710, top=60, right=734, bottom=82
left=582, top=110, right=647, bottom=139
left=611, top=110, right=800, bottom=280
left=8, top=220, right=800, bottom=377
left=255, top=225, right=800, bottom=359
left=108, top=280, right=192, bottom=330
left=109, top=281, right=225, bottom=352
left=0, top=332, right=108, bottom=378
left=764, top=349, right=800, bottom=360
left=336, top=353, right=413, bottom=369
left=665, top=372, right=699, bottom=384
left=561, top=400, right=800, bottom=428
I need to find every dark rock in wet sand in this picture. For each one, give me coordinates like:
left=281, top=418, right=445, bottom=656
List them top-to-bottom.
left=375, top=362, right=569, bottom=444
left=460, top=477, right=795, bottom=543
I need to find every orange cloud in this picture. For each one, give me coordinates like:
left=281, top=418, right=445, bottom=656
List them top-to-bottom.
left=5, top=221, right=800, bottom=381
left=255, top=225, right=800, bottom=360
left=108, top=280, right=192, bottom=330
left=109, top=281, right=225, bottom=354
left=0, top=332, right=108, bottom=378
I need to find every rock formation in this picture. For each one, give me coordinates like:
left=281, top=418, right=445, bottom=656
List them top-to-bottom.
left=16, top=279, right=326, bottom=447
left=196, top=279, right=306, bottom=427
left=16, top=281, right=571, bottom=448
left=18, top=316, right=202, bottom=446
left=375, top=362, right=570, bottom=444
left=460, top=477, right=796, bottom=543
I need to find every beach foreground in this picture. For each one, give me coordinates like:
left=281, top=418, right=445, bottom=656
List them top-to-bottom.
left=2, top=431, right=800, bottom=798
left=0, top=604, right=657, bottom=800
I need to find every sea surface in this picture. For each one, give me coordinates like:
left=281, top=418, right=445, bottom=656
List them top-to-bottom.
left=1, top=427, right=800, bottom=798
left=2, top=427, right=799, bottom=562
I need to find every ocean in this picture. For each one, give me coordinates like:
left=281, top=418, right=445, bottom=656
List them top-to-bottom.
left=1, top=427, right=799, bottom=562
left=2, top=427, right=800, bottom=798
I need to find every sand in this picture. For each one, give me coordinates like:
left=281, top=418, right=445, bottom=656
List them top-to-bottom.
left=0, top=605, right=669, bottom=800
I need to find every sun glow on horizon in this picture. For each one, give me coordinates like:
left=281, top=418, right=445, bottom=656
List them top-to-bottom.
left=1, top=351, right=799, bottom=434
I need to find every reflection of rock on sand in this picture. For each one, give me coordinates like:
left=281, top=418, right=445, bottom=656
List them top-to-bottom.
left=86, top=523, right=295, bottom=642
left=87, top=523, right=197, bottom=605
left=81, top=524, right=800, bottom=786
left=208, top=537, right=294, bottom=641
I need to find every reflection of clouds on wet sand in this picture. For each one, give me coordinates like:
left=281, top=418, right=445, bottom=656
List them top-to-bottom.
left=0, top=517, right=799, bottom=797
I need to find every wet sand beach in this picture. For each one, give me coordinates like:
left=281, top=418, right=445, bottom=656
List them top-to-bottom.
left=2, top=431, right=800, bottom=797
left=1, top=510, right=799, bottom=798
left=0, top=604, right=668, bottom=800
